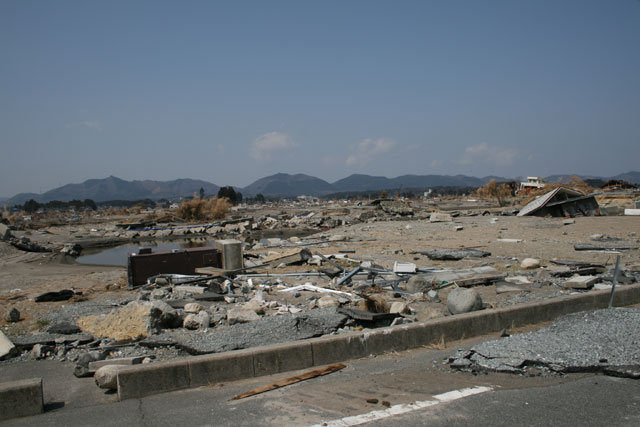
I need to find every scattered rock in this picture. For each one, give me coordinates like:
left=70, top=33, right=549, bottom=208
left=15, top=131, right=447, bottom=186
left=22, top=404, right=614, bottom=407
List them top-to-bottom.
left=521, top=258, right=541, bottom=269
left=447, top=288, right=483, bottom=315
left=77, top=301, right=158, bottom=341
left=184, top=303, right=206, bottom=314
left=5, top=307, right=20, bottom=323
left=227, top=308, right=261, bottom=325
left=29, top=344, right=52, bottom=360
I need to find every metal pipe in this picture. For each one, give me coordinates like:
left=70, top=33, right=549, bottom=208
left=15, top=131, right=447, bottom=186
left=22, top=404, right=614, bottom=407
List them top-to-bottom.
left=608, top=254, right=621, bottom=309
left=336, top=266, right=362, bottom=287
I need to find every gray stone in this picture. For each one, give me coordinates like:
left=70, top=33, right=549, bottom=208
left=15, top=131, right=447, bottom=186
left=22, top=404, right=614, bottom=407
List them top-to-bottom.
left=521, top=258, right=541, bottom=269
left=405, top=275, right=429, bottom=292
left=495, top=281, right=530, bottom=294
left=447, top=288, right=483, bottom=315
left=150, top=300, right=181, bottom=329
left=183, top=302, right=206, bottom=313
left=5, top=307, right=20, bottom=323
left=227, top=308, right=260, bottom=325
left=29, top=344, right=52, bottom=360
left=94, top=365, right=122, bottom=390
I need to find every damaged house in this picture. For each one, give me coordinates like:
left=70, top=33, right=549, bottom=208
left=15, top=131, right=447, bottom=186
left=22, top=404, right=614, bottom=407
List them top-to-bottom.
left=517, top=187, right=599, bottom=217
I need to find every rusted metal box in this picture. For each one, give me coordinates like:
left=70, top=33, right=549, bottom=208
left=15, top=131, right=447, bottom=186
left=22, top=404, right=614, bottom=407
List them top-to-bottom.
left=127, top=247, right=222, bottom=288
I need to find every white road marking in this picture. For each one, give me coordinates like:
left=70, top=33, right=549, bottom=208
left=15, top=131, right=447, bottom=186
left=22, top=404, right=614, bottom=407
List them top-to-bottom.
left=311, top=386, right=493, bottom=427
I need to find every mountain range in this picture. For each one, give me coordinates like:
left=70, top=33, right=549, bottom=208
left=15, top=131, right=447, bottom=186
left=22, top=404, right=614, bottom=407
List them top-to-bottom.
left=5, top=171, right=639, bottom=205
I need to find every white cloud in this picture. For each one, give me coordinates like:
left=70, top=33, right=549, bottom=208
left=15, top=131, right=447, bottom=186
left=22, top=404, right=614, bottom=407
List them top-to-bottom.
left=84, top=121, right=103, bottom=131
left=250, top=132, right=297, bottom=162
left=346, top=138, right=397, bottom=167
left=459, top=143, right=518, bottom=166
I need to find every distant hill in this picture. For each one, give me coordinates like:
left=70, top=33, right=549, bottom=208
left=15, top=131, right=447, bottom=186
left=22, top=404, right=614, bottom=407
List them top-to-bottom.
left=7, top=171, right=638, bottom=205
left=544, top=172, right=640, bottom=185
left=242, top=173, right=335, bottom=197
left=332, top=174, right=490, bottom=192
left=7, top=176, right=220, bottom=205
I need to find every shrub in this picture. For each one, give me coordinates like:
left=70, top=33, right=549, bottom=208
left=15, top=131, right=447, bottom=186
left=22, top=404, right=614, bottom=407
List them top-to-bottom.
left=177, top=196, right=229, bottom=221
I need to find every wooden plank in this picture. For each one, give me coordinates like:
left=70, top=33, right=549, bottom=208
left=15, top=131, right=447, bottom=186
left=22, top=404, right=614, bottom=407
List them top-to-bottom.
left=231, top=363, right=346, bottom=400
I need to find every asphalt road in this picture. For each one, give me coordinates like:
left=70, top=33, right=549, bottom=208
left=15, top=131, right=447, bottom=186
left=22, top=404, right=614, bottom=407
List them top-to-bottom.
left=2, top=320, right=639, bottom=426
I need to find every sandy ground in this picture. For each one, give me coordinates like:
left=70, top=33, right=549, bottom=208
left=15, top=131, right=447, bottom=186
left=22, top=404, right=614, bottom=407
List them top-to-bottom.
left=1, top=204, right=639, bottom=338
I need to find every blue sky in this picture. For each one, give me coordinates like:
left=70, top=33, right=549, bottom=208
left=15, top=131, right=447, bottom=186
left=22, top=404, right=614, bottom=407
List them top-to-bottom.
left=1, top=0, right=639, bottom=196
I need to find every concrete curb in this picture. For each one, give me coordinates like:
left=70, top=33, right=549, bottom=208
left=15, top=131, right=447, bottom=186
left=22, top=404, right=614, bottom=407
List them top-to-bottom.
left=116, top=284, right=640, bottom=400
left=0, top=378, right=44, bottom=420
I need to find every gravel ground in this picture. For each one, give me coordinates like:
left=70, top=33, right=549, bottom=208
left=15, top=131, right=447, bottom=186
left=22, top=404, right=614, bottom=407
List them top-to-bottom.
left=449, top=307, right=640, bottom=378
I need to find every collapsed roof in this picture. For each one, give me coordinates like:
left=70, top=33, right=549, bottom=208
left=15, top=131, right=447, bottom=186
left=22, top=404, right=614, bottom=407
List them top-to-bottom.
left=517, top=187, right=599, bottom=217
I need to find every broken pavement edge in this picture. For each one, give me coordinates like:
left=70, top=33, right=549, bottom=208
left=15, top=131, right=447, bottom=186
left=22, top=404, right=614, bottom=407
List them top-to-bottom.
left=116, top=284, right=640, bottom=401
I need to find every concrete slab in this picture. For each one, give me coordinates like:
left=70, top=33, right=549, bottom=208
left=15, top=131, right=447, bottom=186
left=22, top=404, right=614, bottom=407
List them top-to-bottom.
left=0, top=378, right=43, bottom=420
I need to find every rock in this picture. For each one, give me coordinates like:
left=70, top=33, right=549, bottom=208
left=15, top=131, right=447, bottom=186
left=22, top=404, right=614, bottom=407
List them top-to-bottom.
left=430, top=212, right=452, bottom=223
left=563, top=219, right=575, bottom=225
left=521, top=258, right=541, bottom=269
left=405, top=275, right=429, bottom=292
left=563, top=275, right=597, bottom=290
left=447, top=288, right=483, bottom=315
left=150, top=289, right=166, bottom=300
left=317, top=296, right=339, bottom=308
left=243, top=299, right=265, bottom=314
left=150, top=300, right=181, bottom=329
left=389, top=302, right=409, bottom=314
left=183, top=303, right=205, bottom=314
left=5, top=307, right=20, bottom=323
left=227, top=308, right=260, bottom=325
left=183, top=314, right=199, bottom=329
left=47, top=322, right=81, bottom=335
left=0, top=330, right=17, bottom=360
left=29, top=344, right=52, bottom=360
left=94, top=365, right=122, bottom=390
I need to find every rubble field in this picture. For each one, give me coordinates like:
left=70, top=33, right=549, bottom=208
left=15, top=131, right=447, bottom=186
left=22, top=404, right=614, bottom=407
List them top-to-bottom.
left=1, top=198, right=639, bottom=388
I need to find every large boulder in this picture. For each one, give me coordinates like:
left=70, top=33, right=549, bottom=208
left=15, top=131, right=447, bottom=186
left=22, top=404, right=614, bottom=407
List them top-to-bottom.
left=447, top=288, right=483, bottom=315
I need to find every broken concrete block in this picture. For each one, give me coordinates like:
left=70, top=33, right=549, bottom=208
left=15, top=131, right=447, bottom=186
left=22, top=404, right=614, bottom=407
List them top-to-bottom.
left=429, top=212, right=452, bottom=223
left=563, top=219, right=575, bottom=225
left=0, top=223, right=12, bottom=240
left=216, top=239, right=243, bottom=270
left=520, top=258, right=541, bottom=269
left=393, top=261, right=416, bottom=273
left=563, top=275, right=597, bottom=289
left=504, top=276, right=533, bottom=285
left=495, top=281, right=530, bottom=294
left=173, top=285, right=206, bottom=295
left=447, top=288, right=483, bottom=315
left=389, top=302, right=409, bottom=314
left=227, top=308, right=260, bottom=325
left=183, top=311, right=210, bottom=330
left=47, top=322, right=81, bottom=335
left=0, top=331, right=17, bottom=360
left=28, top=344, right=52, bottom=360
left=94, top=365, right=122, bottom=390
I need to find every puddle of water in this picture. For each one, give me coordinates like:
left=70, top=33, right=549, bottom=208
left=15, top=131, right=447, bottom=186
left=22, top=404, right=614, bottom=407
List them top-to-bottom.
left=76, top=238, right=215, bottom=267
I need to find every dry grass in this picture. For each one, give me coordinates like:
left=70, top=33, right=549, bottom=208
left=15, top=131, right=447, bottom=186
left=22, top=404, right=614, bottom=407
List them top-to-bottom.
left=177, top=196, right=229, bottom=221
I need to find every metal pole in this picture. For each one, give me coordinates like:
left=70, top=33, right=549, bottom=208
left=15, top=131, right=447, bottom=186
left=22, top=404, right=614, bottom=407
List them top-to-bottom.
left=608, top=254, right=621, bottom=309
